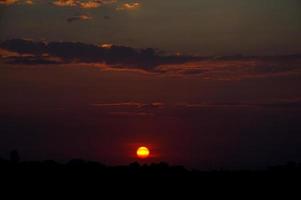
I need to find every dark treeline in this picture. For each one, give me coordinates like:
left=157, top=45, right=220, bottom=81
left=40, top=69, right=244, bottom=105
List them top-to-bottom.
left=1, top=150, right=301, bottom=196
left=1, top=150, right=301, bottom=178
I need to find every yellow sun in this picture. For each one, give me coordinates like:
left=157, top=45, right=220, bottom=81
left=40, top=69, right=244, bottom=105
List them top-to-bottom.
left=136, top=146, right=150, bottom=159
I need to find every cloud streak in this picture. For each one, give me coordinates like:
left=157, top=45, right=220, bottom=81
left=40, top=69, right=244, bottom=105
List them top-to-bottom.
left=0, top=0, right=33, bottom=5
left=0, top=0, right=19, bottom=5
left=52, top=0, right=117, bottom=9
left=67, top=14, right=93, bottom=22
left=156, top=55, right=301, bottom=80
left=177, top=98, right=301, bottom=109
left=90, top=99, right=301, bottom=111
left=91, top=102, right=165, bottom=109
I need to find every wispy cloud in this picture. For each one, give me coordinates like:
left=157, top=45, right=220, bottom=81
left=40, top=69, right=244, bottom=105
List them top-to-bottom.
left=0, top=0, right=33, bottom=5
left=0, top=0, right=19, bottom=5
left=52, top=0, right=117, bottom=9
left=53, top=0, right=77, bottom=7
left=116, top=2, right=140, bottom=11
left=67, top=14, right=93, bottom=22
left=0, top=48, right=21, bottom=57
left=156, top=56, right=301, bottom=80
left=177, top=98, right=301, bottom=109
left=90, top=101, right=164, bottom=117
left=91, top=102, right=165, bottom=109
left=91, top=102, right=145, bottom=108
left=108, top=112, right=154, bottom=117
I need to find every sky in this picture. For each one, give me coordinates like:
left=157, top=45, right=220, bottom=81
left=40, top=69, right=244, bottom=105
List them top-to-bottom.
left=0, top=0, right=301, bottom=169
left=1, top=0, right=301, bottom=55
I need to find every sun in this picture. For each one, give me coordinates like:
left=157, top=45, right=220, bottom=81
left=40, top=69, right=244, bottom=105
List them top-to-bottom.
left=136, top=146, right=150, bottom=159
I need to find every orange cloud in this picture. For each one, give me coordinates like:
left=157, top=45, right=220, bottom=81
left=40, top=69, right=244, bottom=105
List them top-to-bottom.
left=0, top=0, right=33, bottom=5
left=0, top=0, right=18, bottom=5
left=25, top=0, right=32, bottom=4
left=52, top=0, right=117, bottom=9
left=52, top=0, right=77, bottom=7
left=80, top=0, right=116, bottom=8
left=79, top=1, right=100, bottom=8
left=117, top=2, right=140, bottom=11
left=100, top=43, right=113, bottom=48
left=0, top=48, right=20, bottom=57
left=156, top=57, right=301, bottom=80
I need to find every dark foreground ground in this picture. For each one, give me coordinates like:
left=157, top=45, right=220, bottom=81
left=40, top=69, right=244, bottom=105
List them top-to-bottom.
left=0, top=150, right=300, bottom=196
left=1, top=156, right=301, bottom=196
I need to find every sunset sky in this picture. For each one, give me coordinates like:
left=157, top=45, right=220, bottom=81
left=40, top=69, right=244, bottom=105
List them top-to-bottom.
left=1, top=0, right=301, bottom=169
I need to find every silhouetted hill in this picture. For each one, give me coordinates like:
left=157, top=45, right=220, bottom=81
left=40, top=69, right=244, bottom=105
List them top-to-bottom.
left=1, top=156, right=301, bottom=179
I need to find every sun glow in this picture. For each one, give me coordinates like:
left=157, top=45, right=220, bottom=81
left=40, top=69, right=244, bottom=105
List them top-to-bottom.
left=136, top=146, right=150, bottom=159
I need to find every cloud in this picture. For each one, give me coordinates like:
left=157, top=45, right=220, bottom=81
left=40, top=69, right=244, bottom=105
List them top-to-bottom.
left=0, top=0, right=33, bottom=5
left=0, top=0, right=19, bottom=5
left=0, top=0, right=117, bottom=7
left=52, top=0, right=117, bottom=9
left=53, top=0, right=77, bottom=7
left=79, top=1, right=100, bottom=8
left=116, top=2, right=140, bottom=11
left=67, top=14, right=93, bottom=22
left=0, top=39, right=194, bottom=68
left=0, top=39, right=47, bottom=55
left=1, top=39, right=301, bottom=80
left=100, top=43, right=113, bottom=48
left=0, top=48, right=21, bottom=57
left=3, top=55, right=63, bottom=65
left=156, top=55, right=301, bottom=80
left=177, top=98, right=301, bottom=109
left=88, top=99, right=301, bottom=116
left=89, top=101, right=164, bottom=117
left=91, top=102, right=165, bottom=109
left=91, top=102, right=145, bottom=108
left=108, top=112, right=154, bottom=117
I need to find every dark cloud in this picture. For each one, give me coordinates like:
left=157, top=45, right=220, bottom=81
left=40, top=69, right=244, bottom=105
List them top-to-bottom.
left=0, top=39, right=196, bottom=68
left=0, top=39, right=47, bottom=55
left=1, top=39, right=301, bottom=79
left=3, top=55, right=62, bottom=65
